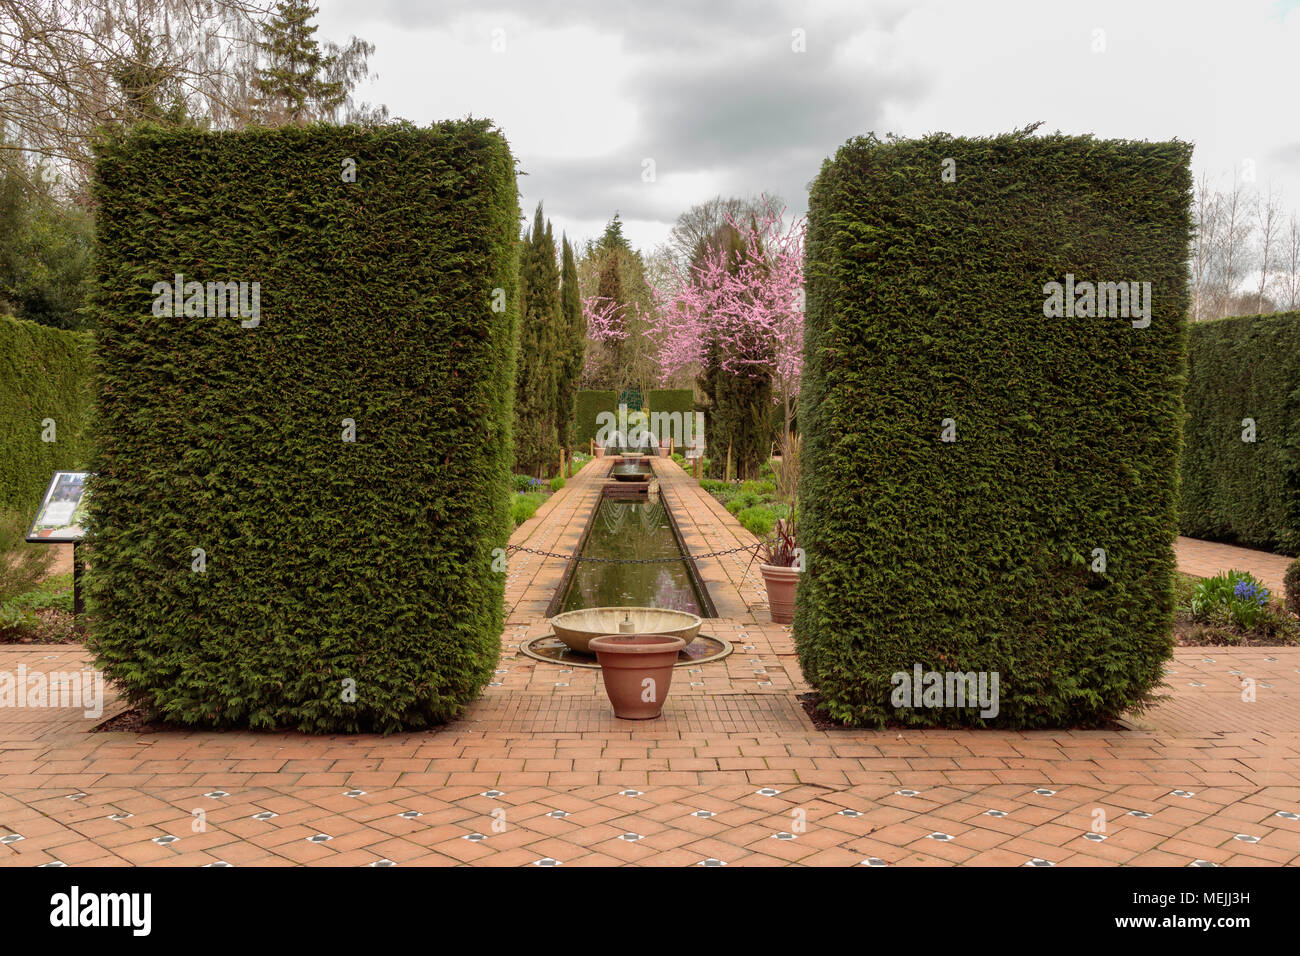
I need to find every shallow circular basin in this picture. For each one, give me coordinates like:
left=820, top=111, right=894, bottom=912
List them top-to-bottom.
left=610, top=464, right=651, bottom=482
left=549, top=606, right=703, bottom=654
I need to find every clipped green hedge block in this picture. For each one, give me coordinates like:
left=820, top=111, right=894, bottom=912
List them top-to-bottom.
left=87, top=121, right=519, bottom=732
left=796, top=130, right=1192, bottom=729
left=1179, top=311, right=1300, bottom=555
left=0, top=315, right=94, bottom=512
left=574, top=389, right=617, bottom=448
left=646, top=389, right=694, bottom=416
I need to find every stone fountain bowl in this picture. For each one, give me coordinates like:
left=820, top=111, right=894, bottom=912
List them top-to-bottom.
left=610, top=463, right=652, bottom=482
left=550, top=606, right=703, bottom=655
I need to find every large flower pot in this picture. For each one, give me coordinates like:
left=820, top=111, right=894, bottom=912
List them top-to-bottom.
left=658, top=443, right=670, bottom=458
left=594, top=446, right=606, bottom=458
left=760, top=564, right=801, bottom=624
left=588, top=633, right=686, bottom=719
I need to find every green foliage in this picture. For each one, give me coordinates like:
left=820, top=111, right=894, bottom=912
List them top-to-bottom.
left=253, top=1, right=345, bottom=124
left=87, top=121, right=519, bottom=732
left=797, top=129, right=1192, bottom=728
left=0, top=156, right=94, bottom=330
left=514, top=204, right=562, bottom=477
left=696, top=225, right=773, bottom=480
left=556, top=236, right=585, bottom=453
left=1179, top=311, right=1300, bottom=555
left=0, top=314, right=94, bottom=510
left=574, top=389, right=617, bottom=449
left=646, top=389, right=694, bottom=446
left=549, top=475, right=566, bottom=492
left=740, top=479, right=776, bottom=497
left=512, top=491, right=547, bottom=526
left=725, top=491, right=760, bottom=515
left=737, top=505, right=775, bottom=538
left=0, top=509, right=54, bottom=602
left=1286, top=558, right=1300, bottom=615
left=1190, top=570, right=1271, bottom=630
left=4, top=571, right=73, bottom=615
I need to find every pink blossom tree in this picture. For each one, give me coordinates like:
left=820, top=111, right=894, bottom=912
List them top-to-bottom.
left=653, top=197, right=805, bottom=445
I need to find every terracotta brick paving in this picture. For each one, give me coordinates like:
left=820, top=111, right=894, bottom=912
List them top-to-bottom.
left=2, top=458, right=1298, bottom=866
left=1175, top=535, right=1294, bottom=596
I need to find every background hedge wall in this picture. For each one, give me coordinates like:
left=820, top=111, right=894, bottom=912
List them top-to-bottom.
left=88, top=121, right=519, bottom=732
left=797, top=130, right=1192, bottom=728
left=1179, top=311, right=1300, bottom=555
left=0, top=314, right=93, bottom=512
left=646, top=388, right=694, bottom=416
left=647, top=388, right=694, bottom=445
left=574, top=389, right=617, bottom=449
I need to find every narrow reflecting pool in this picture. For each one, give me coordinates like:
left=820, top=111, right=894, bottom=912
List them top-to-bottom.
left=558, top=496, right=705, bottom=615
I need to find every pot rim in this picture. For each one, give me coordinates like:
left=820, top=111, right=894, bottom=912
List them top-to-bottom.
left=759, top=562, right=803, bottom=574
left=588, top=633, right=688, bottom=654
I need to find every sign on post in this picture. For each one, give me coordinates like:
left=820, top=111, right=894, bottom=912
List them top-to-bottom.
left=26, top=471, right=90, bottom=542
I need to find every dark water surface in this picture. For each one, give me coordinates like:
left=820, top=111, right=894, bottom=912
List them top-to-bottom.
left=559, top=497, right=704, bottom=615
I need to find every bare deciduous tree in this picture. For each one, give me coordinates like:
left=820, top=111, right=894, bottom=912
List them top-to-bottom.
left=0, top=0, right=267, bottom=199
left=1254, top=184, right=1282, bottom=314
left=1280, top=214, right=1300, bottom=312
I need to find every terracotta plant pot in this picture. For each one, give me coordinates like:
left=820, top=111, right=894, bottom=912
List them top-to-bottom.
left=658, top=443, right=670, bottom=458
left=594, top=446, right=606, bottom=458
left=760, top=563, right=801, bottom=624
left=588, top=633, right=686, bottom=719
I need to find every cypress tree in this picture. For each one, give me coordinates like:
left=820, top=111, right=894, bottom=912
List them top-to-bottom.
left=514, top=204, right=562, bottom=476
left=696, top=223, right=773, bottom=479
left=556, top=235, right=585, bottom=456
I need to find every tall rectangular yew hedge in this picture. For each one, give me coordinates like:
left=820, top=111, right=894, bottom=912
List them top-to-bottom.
left=88, top=122, right=519, bottom=732
left=797, top=130, right=1192, bottom=728
left=1179, top=311, right=1300, bottom=555
left=574, top=389, right=617, bottom=449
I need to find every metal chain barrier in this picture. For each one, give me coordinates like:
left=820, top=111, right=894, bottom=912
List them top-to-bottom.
left=506, top=543, right=758, bottom=564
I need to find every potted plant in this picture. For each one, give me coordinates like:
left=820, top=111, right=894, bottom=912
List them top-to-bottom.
left=658, top=439, right=671, bottom=458
left=594, top=443, right=606, bottom=458
left=750, top=509, right=801, bottom=624
left=588, top=633, right=686, bottom=719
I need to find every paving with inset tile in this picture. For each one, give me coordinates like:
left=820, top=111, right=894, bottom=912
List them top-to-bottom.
left=2, top=458, right=1298, bottom=866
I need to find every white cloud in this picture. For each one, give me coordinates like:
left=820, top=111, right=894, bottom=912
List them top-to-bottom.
left=317, top=0, right=1300, bottom=250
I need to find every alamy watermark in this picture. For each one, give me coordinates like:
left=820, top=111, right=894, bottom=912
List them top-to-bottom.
left=151, top=273, right=260, bottom=328
left=1042, top=274, right=1150, bottom=328
left=595, top=404, right=704, bottom=451
left=891, top=664, right=1000, bottom=718
left=0, top=665, right=104, bottom=719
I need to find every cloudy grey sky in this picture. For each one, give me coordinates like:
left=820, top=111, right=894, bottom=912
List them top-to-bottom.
left=317, top=0, right=1300, bottom=252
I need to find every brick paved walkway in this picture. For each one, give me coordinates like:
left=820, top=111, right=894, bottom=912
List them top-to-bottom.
left=2, top=459, right=1298, bottom=867
left=1175, top=536, right=1294, bottom=597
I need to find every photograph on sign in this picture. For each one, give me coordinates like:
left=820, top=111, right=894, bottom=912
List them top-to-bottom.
left=27, top=471, right=90, bottom=542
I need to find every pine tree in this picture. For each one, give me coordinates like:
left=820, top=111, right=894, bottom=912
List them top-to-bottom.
left=252, top=1, right=346, bottom=125
left=513, top=204, right=562, bottom=476
left=556, top=235, right=585, bottom=456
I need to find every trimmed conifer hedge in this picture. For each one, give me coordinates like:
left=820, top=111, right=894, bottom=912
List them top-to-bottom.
left=88, top=122, right=519, bottom=732
left=797, top=130, right=1192, bottom=728
left=1179, top=311, right=1300, bottom=555
left=0, top=315, right=94, bottom=512
left=647, top=388, right=695, bottom=447
left=574, top=389, right=617, bottom=448
left=647, top=389, right=694, bottom=417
